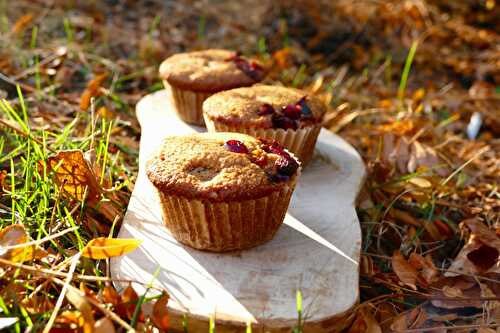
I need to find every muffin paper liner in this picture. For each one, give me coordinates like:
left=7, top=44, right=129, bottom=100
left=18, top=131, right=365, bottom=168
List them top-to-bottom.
left=164, top=81, right=212, bottom=126
left=204, top=116, right=321, bottom=166
left=155, top=177, right=298, bottom=252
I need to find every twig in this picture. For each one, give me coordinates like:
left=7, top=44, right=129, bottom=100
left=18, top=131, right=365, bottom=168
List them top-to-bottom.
left=0, top=118, right=56, bottom=153
left=441, top=146, right=489, bottom=185
left=2, top=226, right=78, bottom=250
left=43, top=252, right=81, bottom=333
left=0, top=258, right=164, bottom=291
left=403, top=323, right=499, bottom=332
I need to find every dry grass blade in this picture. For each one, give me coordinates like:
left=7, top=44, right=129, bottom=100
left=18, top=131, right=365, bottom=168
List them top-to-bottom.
left=2, top=226, right=78, bottom=250
left=43, top=253, right=82, bottom=333
left=52, top=278, right=136, bottom=332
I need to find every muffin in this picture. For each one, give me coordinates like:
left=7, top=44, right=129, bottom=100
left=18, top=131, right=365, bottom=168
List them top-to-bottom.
left=159, top=49, right=266, bottom=126
left=202, top=85, right=326, bottom=166
left=146, top=132, right=301, bottom=252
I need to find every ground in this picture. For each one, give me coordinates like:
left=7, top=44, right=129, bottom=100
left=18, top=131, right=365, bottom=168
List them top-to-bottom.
left=0, top=0, right=499, bottom=332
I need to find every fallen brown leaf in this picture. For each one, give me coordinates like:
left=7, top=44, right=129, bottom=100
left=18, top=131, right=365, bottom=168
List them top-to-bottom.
left=11, top=13, right=34, bottom=34
left=80, top=73, right=107, bottom=110
left=382, top=134, right=448, bottom=177
left=47, top=150, right=101, bottom=202
left=0, top=170, right=6, bottom=192
left=446, top=219, right=500, bottom=276
left=392, top=250, right=426, bottom=290
left=408, top=253, right=439, bottom=284
left=102, top=285, right=121, bottom=306
left=116, top=285, right=141, bottom=321
left=65, top=286, right=95, bottom=333
left=152, top=293, right=170, bottom=331
left=390, top=306, right=427, bottom=332
left=94, top=317, right=115, bottom=333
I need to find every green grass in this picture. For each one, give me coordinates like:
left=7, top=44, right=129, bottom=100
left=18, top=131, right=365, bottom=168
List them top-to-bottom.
left=398, top=40, right=419, bottom=101
left=0, top=89, right=125, bottom=331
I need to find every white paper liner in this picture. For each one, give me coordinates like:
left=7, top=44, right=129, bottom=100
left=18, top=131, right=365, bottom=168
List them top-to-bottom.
left=164, top=80, right=212, bottom=126
left=156, top=178, right=297, bottom=252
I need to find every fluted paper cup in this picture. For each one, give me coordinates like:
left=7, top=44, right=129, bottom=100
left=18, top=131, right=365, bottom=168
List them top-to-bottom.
left=164, top=81, right=212, bottom=126
left=204, top=116, right=320, bottom=166
left=155, top=175, right=299, bottom=252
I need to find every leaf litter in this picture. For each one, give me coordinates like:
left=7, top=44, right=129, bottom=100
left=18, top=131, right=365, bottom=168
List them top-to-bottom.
left=0, top=0, right=499, bottom=332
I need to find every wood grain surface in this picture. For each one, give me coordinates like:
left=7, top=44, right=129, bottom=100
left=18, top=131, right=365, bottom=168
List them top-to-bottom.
left=110, top=89, right=366, bottom=332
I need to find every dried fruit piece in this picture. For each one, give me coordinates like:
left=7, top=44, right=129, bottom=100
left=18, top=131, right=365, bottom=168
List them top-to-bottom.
left=226, top=52, right=263, bottom=81
left=267, top=96, right=312, bottom=129
left=297, top=96, right=312, bottom=118
left=257, top=103, right=275, bottom=116
left=281, top=104, right=301, bottom=120
left=272, top=114, right=298, bottom=130
left=260, top=139, right=299, bottom=181
left=260, top=139, right=286, bottom=156
left=224, top=140, right=248, bottom=154
left=275, top=154, right=299, bottom=177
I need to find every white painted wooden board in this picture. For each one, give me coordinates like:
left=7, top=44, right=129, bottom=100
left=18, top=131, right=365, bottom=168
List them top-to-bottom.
left=110, top=89, right=366, bottom=332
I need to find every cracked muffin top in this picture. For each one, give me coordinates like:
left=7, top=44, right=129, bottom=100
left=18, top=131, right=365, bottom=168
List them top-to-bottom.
left=159, top=49, right=266, bottom=93
left=202, top=85, right=326, bottom=130
left=146, top=132, right=300, bottom=202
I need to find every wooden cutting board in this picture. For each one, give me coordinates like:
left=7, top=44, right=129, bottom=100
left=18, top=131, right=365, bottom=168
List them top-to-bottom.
left=110, top=89, right=366, bottom=332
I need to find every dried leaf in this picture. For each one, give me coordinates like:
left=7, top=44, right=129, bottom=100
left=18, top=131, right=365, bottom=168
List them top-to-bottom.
left=11, top=13, right=34, bottom=34
left=273, top=48, right=292, bottom=69
left=80, top=73, right=107, bottom=110
left=412, top=88, right=425, bottom=102
left=379, top=120, right=414, bottom=136
left=381, top=134, right=448, bottom=176
left=46, top=150, right=101, bottom=202
left=0, top=170, right=6, bottom=192
left=408, top=177, right=432, bottom=188
left=391, top=209, right=421, bottom=227
left=446, top=219, right=500, bottom=276
left=0, top=224, right=47, bottom=263
left=81, top=237, right=141, bottom=259
left=466, top=244, right=499, bottom=272
left=392, top=250, right=426, bottom=290
left=408, top=253, right=438, bottom=284
left=431, top=281, right=482, bottom=309
left=102, top=285, right=121, bottom=306
left=116, top=285, right=140, bottom=320
left=442, top=285, right=463, bottom=298
left=65, top=286, right=94, bottom=333
left=152, top=293, right=170, bottom=331
left=390, top=306, right=427, bottom=332
left=347, top=307, right=382, bottom=333
left=94, top=317, right=115, bottom=333
left=477, top=328, right=496, bottom=333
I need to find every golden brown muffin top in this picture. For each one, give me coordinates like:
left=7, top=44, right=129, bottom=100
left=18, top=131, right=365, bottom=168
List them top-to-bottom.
left=159, top=49, right=265, bottom=93
left=203, top=85, right=326, bottom=129
left=146, top=132, right=300, bottom=202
